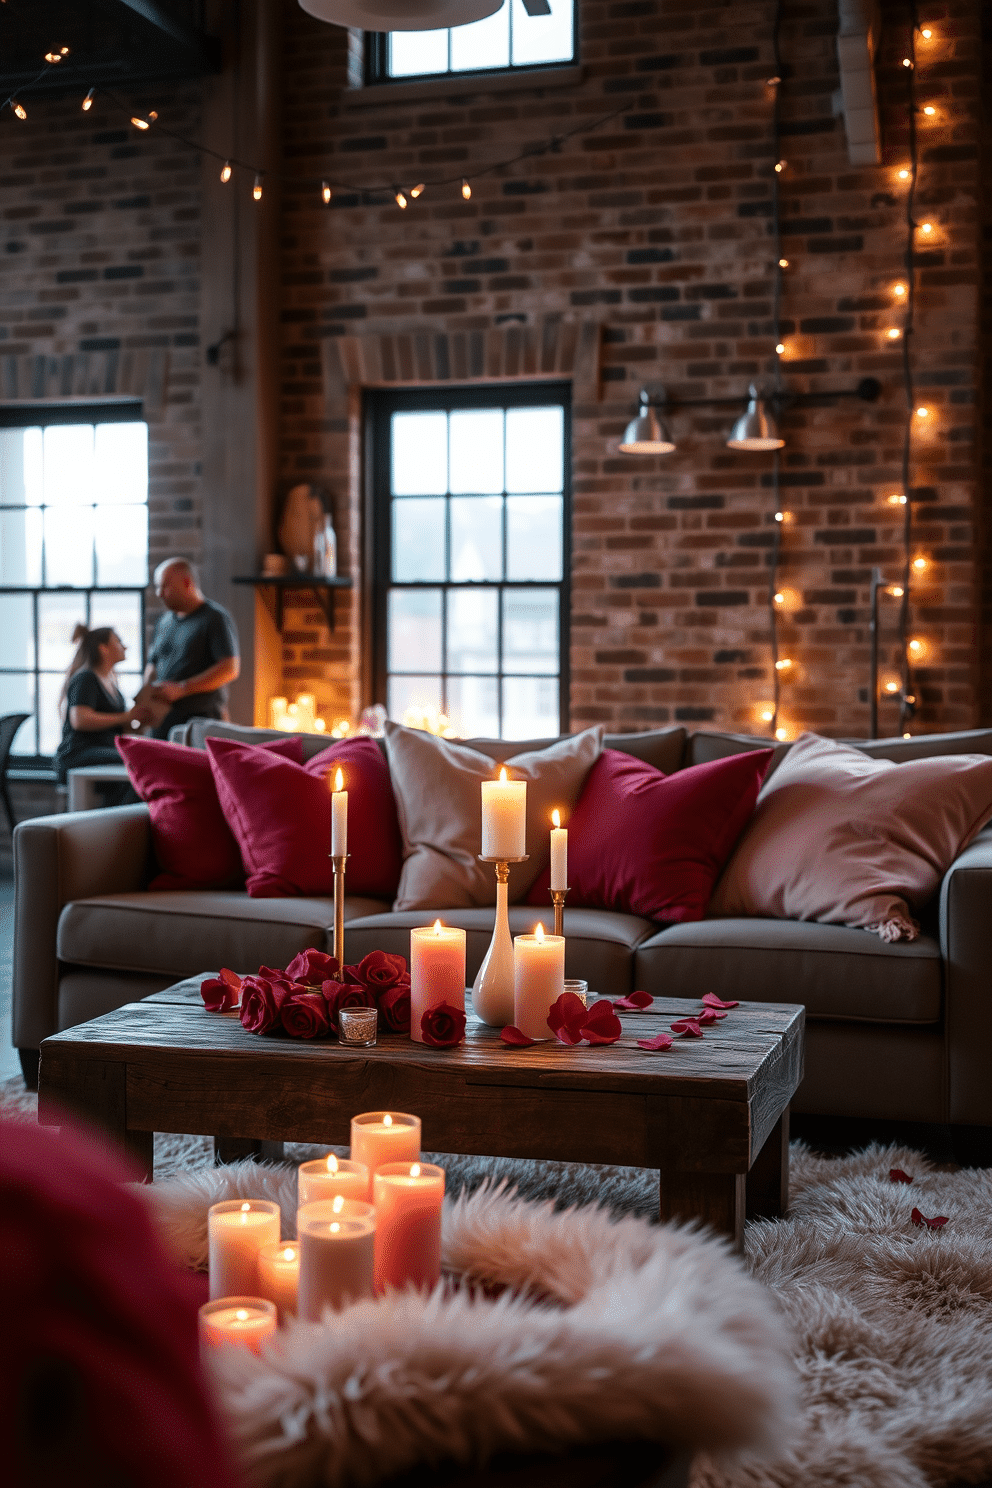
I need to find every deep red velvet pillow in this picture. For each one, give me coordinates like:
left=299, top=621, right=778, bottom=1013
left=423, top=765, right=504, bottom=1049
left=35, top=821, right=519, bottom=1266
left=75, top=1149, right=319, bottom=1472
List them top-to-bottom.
left=117, top=733, right=303, bottom=891
left=206, top=735, right=403, bottom=900
left=527, top=747, right=774, bottom=923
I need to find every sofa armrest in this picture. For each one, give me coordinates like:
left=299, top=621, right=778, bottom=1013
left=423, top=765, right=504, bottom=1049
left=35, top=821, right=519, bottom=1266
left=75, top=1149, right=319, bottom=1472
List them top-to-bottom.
left=12, top=805, right=152, bottom=1052
left=939, top=822, right=992, bottom=1125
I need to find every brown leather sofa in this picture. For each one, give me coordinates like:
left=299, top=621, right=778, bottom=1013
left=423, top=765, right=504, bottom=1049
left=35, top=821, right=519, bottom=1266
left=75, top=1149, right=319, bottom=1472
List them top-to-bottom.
left=12, top=722, right=992, bottom=1144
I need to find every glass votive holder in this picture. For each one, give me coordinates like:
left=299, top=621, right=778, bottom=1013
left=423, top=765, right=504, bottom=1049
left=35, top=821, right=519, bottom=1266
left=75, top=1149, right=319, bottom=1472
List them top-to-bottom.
left=564, top=978, right=588, bottom=1008
left=338, top=1006, right=378, bottom=1046
left=198, top=1296, right=276, bottom=1357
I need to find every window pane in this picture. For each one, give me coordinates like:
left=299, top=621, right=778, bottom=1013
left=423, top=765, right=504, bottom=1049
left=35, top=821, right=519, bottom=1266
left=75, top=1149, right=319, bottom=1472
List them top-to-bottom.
left=511, top=0, right=574, bottom=65
left=451, top=1, right=510, bottom=70
left=389, top=29, right=448, bottom=77
left=505, top=406, right=564, bottom=493
left=449, top=410, right=504, bottom=494
left=391, top=412, right=448, bottom=495
left=94, top=423, right=148, bottom=505
left=43, top=425, right=94, bottom=506
left=0, top=427, right=30, bottom=503
left=23, top=427, right=43, bottom=505
left=450, top=496, right=502, bottom=581
left=506, top=496, right=562, bottom=580
left=392, top=498, right=446, bottom=582
left=95, top=504, right=148, bottom=586
left=44, top=505, right=94, bottom=586
left=0, top=507, right=43, bottom=585
left=388, top=588, right=442, bottom=673
left=447, top=588, right=498, bottom=674
left=502, top=588, right=558, bottom=673
left=38, top=591, right=86, bottom=672
left=90, top=591, right=142, bottom=661
left=0, top=594, right=34, bottom=668
left=116, top=669, right=142, bottom=706
left=37, top=671, right=67, bottom=758
left=0, top=674, right=35, bottom=755
left=388, top=674, right=442, bottom=725
left=448, top=676, right=499, bottom=739
left=502, top=676, right=559, bottom=740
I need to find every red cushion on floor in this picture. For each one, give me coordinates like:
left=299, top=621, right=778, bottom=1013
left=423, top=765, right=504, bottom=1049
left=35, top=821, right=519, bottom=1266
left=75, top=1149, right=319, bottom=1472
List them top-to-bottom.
left=117, top=732, right=303, bottom=890
left=207, top=734, right=403, bottom=900
left=527, top=747, right=773, bottom=923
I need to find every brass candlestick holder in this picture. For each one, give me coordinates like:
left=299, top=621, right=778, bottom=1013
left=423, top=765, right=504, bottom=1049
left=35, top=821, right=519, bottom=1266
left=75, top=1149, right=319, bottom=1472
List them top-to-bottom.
left=331, top=853, right=349, bottom=967
left=472, top=854, right=528, bottom=1028
left=550, top=887, right=569, bottom=939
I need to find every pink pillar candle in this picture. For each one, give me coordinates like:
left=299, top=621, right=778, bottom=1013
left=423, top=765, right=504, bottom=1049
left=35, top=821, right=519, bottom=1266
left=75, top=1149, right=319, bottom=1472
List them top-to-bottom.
left=409, top=922, right=467, bottom=1044
left=513, top=925, right=565, bottom=1040
left=350, top=1111, right=421, bottom=1181
left=298, top=1154, right=370, bottom=1209
left=372, top=1161, right=446, bottom=1295
left=297, top=1198, right=376, bottom=1320
left=208, top=1199, right=281, bottom=1300
left=257, top=1242, right=300, bottom=1319
left=198, top=1297, right=276, bottom=1357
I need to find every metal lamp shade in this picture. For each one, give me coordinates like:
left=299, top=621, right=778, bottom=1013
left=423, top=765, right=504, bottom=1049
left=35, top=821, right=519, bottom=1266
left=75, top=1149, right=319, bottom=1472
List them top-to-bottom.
left=300, top=0, right=502, bottom=29
left=726, top=385, right=784, bottom=451
left=619, top=402, right=676, bottom=455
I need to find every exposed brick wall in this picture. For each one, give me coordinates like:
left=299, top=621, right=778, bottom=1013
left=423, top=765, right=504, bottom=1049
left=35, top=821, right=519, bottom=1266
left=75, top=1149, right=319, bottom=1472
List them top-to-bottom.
left=278, top=0, right=986, bottom=738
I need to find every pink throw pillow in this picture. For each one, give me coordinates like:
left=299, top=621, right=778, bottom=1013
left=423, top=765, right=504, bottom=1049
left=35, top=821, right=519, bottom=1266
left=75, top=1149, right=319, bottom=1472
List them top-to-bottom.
left=117, top=733, right=303, bottom=891
left=206, top=735, right=403, bottom=900
left=527, top=747, right=773, bottom=923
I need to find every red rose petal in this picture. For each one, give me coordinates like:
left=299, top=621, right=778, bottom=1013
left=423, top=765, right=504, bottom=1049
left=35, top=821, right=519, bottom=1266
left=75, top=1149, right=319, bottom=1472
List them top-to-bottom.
left=199, top=977, right=229, bottom=1013
left=614, top=990, right=654, bottom=1010
left=547, top=992, right=588, bottom=1044
left=702, top=993, right=739, bottom=1009
left=580, top=1000, right=623, bottom=1046
left=697, top=1009, right=719, bottom=1026
left=671, top=1018, right=703, bottom=1038
left=500, top=1025, right=536, bottom=1047
left=637, top=1032, right=674, bottom=1052
left=889, top=1168, right=914, bottom=1184
left=911, top=1207, right=949, bottom=1230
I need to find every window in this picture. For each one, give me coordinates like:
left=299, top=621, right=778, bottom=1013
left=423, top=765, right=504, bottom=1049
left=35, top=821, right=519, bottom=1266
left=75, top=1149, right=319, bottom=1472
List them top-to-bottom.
left=366, top=0, right=575, bottom=83
left=368, top=383, right=570, bottom=741
left=0, top=403, right=148, bottom=760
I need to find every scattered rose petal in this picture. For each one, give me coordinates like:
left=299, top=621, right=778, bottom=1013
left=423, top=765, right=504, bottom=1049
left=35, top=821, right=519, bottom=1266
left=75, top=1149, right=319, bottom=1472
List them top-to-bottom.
left=200, top=975, right=239, bottom=1013
left=613, top=990, right=654, bottom=1010
left=548, top=992, right=588, bottom=1044
left=702, top=993, right=739, bottom=1009
left=580, top=999, right=623, bottom=1046
left=697, top=1009, right=722, bottom=1026
left=671, top=1018, right=703, bottom=1038
left=500, top=1025, right=535, bottom=1047
left=637, top=1032, right=674, bottom=1052
left=889, top=1168, right=914, bottom=1184
left=911, top=1207, right=948, bottom=1230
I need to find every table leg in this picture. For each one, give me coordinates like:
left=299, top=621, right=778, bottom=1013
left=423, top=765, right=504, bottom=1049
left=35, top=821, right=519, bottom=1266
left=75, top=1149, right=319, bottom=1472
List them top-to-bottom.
left=38, top=1053, right=154, bottom=1181
left=745, top=1108, right=789, bottom=1221
left=214, top=1137, right=285, bottom=1165
left=659, top=1170, right=745, bottom=1250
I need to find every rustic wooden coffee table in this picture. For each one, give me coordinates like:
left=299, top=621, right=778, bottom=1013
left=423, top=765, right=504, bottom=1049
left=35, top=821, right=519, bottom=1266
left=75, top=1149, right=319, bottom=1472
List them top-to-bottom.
left=39, top=980, right=804, bottom=1246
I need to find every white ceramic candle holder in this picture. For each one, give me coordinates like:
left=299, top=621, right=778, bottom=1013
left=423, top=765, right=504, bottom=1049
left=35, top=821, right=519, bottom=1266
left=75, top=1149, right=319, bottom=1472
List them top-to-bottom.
left=471, top=854, right=528, bottom=1027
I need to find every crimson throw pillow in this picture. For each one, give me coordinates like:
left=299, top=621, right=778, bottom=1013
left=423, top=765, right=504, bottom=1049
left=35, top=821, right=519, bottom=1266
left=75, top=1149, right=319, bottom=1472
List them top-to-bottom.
left=117, top=733, right=303, bottom=891
left=206, top=735, right=403, bottom=900
left=527, top=747, right=773, bottom=923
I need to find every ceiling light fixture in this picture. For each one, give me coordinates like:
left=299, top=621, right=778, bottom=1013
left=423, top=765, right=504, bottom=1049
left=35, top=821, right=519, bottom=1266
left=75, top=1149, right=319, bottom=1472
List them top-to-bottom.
left=298, top=0, right=501, bottom=32
left=727, top=384, right=785, bottom=452
left=619, top=389, right=676, bottom=455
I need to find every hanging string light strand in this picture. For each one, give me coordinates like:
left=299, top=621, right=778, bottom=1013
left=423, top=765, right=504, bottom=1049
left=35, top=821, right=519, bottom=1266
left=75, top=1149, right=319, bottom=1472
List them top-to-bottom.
left=766, top=0, right=786, bottom=739
left=896, top=9, right=921, bottom=733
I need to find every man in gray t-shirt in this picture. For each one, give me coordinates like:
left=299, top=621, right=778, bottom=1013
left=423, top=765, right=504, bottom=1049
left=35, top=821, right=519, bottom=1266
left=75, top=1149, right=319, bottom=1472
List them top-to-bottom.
left=144, top=558, right=240, bottom=739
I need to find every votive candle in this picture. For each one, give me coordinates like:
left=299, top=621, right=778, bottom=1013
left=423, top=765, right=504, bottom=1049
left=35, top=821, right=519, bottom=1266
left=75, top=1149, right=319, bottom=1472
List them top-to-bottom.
left=481, top=767, right=526, bottom=859
left=409, top=921, right=467, bottom=1044
left=513, top=924, right=565, bottom=1041
left=350, top=1111, right=421, bottom=1187
left=298, top=1153, right=370, bottom=1209
left=372, top=1161, right=446, bottom=1295
left=297, top=1197, right=376, bottom=1319
left=208, top=1199, right=281, bottom=1300
left=257, top=1242, right=299, bottom=1318
left=198, top=1297, right=276, bottom=1356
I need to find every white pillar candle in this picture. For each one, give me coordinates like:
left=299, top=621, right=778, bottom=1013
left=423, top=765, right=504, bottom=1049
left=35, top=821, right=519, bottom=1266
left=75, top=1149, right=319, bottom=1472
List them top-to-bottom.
left=331, top=766, right=348, bottom=855
left=481, top=767, right=526, bottom=859
left=550, top=808, right=568, bottom=891
left=409, top=921, right=467, bottom=1044
left=513, top=924, right=565, bottom=1040
left=350, top=1111, right=421, bottom=1185
left=298, top=1153, right=370, bottom=1209
left=372, top=1161, right=446, bottom=1295
left=297, top=1197, right=376, bottom=1319
left=208, top=1199, right=281, bottom=1301
left=257, top=1242, right=300, bottom=1318
left=198, top=1297, right=277, bottom=1357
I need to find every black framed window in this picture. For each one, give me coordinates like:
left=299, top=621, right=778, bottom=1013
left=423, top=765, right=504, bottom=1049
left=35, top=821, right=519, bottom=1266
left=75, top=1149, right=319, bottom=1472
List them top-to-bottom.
left=364, top=0, right=575, bottom=84
left=367, top=383, right=570, bottom=740
left=0, top=402, right=148, bottom=761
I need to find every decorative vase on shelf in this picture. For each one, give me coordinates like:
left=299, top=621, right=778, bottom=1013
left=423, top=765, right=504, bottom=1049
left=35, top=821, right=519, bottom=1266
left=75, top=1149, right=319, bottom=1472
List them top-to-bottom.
left=277, top=483, right=325, bottom=572
left=313, top=516, right=337, bottom=578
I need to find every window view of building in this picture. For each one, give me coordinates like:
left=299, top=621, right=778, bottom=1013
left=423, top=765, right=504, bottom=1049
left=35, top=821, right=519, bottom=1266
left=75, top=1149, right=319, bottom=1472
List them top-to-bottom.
left=373, top=0, right=574, bottom=81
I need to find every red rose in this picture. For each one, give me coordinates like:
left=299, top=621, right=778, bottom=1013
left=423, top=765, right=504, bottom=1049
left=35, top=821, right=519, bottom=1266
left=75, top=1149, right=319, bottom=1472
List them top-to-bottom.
left=284, top=949, right=340, bottom=987
left=346, top=950, right=409, bottom=992
left=201, top=967, right=242, bottom=1013
left=240, top=976, right=291, bottom=1035
left=321, top=979, right=376, bottom=1032
left=377, top=982, right=412, bottom=1033
left=281, top=989, right=332, bottom=1040
left=420, top=1002, right=466, bottom=1048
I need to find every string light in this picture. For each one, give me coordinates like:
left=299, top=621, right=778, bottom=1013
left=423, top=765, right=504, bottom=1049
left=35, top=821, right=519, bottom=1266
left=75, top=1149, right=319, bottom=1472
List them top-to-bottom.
left=920, top=27, right=932, bottom=39
left=44, top=50, right=66, bottom=64
left=902, top=56, right=913, bottom=68
left=82, top=87, right=95, bottom=111
left=12, top=100, right=27, bottom=120
left=923, top=104, right=936, bottom=116
left=131, top=113, right=157, bottom=130
left=774, top=159, right=786, bottom=172
left=220, top=160, right=232, bottom=183
left=897, top=167, right=911, bottom=180
left=253, top=174, right=263, bottom=201
left=461, top=178, right=472, bottom=200
left=322, top=180, right=332, bottom=203
left=410, top=183, right=425, bottom=199
left=395, top=188, right=408, bottom=209
left=919, top=221, right=934, bottom=235
left=778, top=257, right=788, bottom=268
left=893, top=282, right=907, bottom=296
left=887, top=328, right=902, bottom=340
left=775, top=342, right=785, bottom=355
left=916, top=406, right=929, bottom=418
left=887, top=493, right=907, bottom=505
left=774, top=510, right=786, bottom=522
left=911, top=556, right=928, bottom=572
left=887, top=585, right=905, bottom=598
left=773, top=591, right=785, bottom=605
left=908, top=639, right=925, bottom=657
left=775, top=658, right=793, bottom=672
left=884, top=680, right=900, bottom=694
left=760, top=707, right=775, bottom=723
left=775, top=726, right=789, bottom=742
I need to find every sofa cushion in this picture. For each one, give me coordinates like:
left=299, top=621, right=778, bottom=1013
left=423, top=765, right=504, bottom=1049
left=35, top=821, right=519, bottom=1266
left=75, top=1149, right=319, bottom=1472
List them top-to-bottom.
left=170, top=717, right=340, bottom=763
left=466, top=728, right=687, bottom=776
left=57, top=891, right=390, bottom=979
left=345, top=906, right=658, bottom=1000
left=633, top=918, right=942, bottom=1024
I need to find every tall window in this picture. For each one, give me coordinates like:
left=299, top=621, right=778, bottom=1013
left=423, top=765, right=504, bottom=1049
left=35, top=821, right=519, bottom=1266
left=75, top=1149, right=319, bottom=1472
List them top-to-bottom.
left=366, top=0, right=575, bottom=82
left=369, top=384, right=570, bottom=741
left=0, top=404, right=148, bottom=760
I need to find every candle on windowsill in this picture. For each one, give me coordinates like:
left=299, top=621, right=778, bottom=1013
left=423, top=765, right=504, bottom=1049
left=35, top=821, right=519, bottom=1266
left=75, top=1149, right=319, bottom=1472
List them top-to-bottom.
left=331, top=766, right=347, bottom=856
left=481, top=767, right=526, bottom=859
left=550, top=808, right=567, bottom=891
left=409, top=921, right=467, bottom=1044
left=513, top=923, right=565, bottom=1041
left=350, top=1111, right=421, bottom=1190
left=298, top=1153, right=370, bottom=1209
left=372, top=1161, right=446, bottom=1295
left=297, top=1196, right=376, bottom=1319
left=208, top=1199, right=281, bottom=1300
left=257, top=1242, right=299, bottom=1318
left=198, top=1297, right=277, bottom=1356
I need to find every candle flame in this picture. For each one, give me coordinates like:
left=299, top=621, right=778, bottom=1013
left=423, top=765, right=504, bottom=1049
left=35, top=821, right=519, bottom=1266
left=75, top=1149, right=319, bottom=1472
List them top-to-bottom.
left=499, top=766, right=507, bottom=785
left=334, top=767, right=344, bottom=792
left=552, top=809, right=561, bottom=829
left=433, top=919, right=442, bottom=935
left=535, top=923, right=545, bottom=943
left=383, top=1113, right=393, bottom=1127
left=327, top=1153, right=338, bottom=1173
left=411, top=1163, right=421, bottom=1177
left=332, top=1194, right=345, bottom=1213
left=240, top=1201, right=251, bottom=1223
left=330, top=1222, right=341, bottom=1233
left=283, top=1247, right=296, bottom=1261
left=236, top=1309, right=249, bottom=1321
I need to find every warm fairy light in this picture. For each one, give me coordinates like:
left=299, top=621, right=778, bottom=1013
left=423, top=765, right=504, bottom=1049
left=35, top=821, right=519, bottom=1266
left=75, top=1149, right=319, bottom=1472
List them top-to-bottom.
left=920, top=27, right=932, bottom=40
left=45, top=51, right=64, bottom=63
left=902, top=56, right=913, bottom=68
left=767, top=75, right=781, bottom=86
left=82, top=88, right=95, bottom=110
left=12, top=100, right=26, bottom=120
left=923, top=105, right=936, bottom=116
left=131, top=113, right=156, bottom=129
left=774, top=160, right=786, bottom=173
left=220, top=161, right=232, bottom=182
left=897, top=167, right=910, bottom=180
left=253, top=174, right=263, bottom=201
left=461, top=178, right=472, bottom=200
left=322, top=180, right=332, bottom=203
left=410, top=183, right=425, bottom=199
left=395, top=189, right=408, bottom=209
left=919, top=222, right=934, bottom=235
left=778, top=258, right=789, bottom=268
left=893, top=283, right=907, bottom=296
left=887, top=328, right=902, bottom=340
left=775, top=342, right=785, bottom=355
left=916, top=406, right=929, bottom=418
left=887, top=493, right=907, bottom=505
left=774, top=510, right=785, bottom=522
left=912, top=556, right=928, bottom=572
left=888, top=585, right=905, bottom=598
left=773, top=592, right=785, bottom=605
left=908, top=639, right=925, bottom=657
left=775, top=658, right=793, bottom=672
left=884, top=680, right=901, bottom=694
left=760, top=708, right=775, bottom=723
left=775, top=727, right=788, bottom=742
left=334, top=767, right=344, bottom=792
left=552, top=808, right=561, bottom=828
left=433, top=919, right=442, bottom=935
left=535, top=922, right=546, bottom=943
left=383, top=1114, right=393, bottom=1127
left=327, top=1153, right=338, bottom=1173
left=332, top=1195, right=345, bottom=1213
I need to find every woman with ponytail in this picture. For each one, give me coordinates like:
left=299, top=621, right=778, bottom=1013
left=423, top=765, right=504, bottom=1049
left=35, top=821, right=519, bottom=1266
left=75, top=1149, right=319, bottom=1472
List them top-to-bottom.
left=54, top=625, right=151, bottom=785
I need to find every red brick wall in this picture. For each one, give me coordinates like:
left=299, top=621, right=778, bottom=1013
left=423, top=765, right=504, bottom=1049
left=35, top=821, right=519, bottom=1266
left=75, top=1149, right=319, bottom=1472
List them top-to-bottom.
left=278, top=0, right=986, bottom=738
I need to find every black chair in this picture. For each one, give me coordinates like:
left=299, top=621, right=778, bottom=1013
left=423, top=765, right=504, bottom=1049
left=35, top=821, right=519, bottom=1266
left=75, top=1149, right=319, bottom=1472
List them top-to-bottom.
left=0, top=713, right=30, bottom=835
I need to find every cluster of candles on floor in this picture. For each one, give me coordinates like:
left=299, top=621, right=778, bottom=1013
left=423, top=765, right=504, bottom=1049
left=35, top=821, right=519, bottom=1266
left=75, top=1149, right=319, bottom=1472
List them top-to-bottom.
left=198, top=1111, right=442, bottom=1355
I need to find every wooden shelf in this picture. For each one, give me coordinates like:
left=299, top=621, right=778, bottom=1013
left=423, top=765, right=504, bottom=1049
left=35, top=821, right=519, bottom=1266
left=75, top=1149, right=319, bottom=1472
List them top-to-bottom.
left=232, top=574, right=353, bottom=632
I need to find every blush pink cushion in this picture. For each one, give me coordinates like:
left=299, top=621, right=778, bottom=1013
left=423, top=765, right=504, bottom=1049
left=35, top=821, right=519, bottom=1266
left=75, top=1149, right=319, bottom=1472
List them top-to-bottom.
left=709, top=731, right=992, bottom=940
left=116, top=733, right=303, bottom=891
left=206, top=735, right=403, bottom=900
left=527, top=747, right=773, bottom=922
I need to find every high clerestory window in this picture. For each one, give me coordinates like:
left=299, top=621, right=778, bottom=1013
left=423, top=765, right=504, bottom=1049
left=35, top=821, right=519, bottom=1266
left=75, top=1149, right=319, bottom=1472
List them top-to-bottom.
left=365, top=0, right=575, bottom=83
left=367, top=383, right=570, bottom=740
left=0, top=402, right=148, bottom=761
